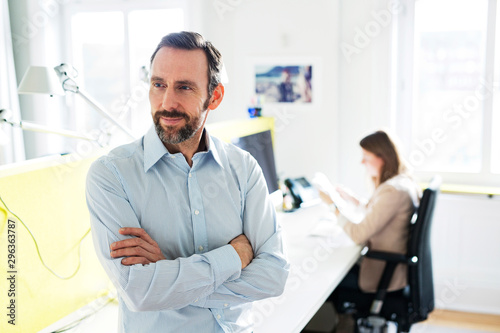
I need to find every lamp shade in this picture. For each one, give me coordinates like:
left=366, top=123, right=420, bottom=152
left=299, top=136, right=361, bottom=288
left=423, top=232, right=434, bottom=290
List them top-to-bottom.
left=18, top=66, right=65, bottom=96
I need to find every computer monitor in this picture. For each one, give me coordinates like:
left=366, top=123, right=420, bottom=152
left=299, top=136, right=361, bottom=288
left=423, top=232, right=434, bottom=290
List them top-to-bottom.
left=232, top=130, right=279, bottom=194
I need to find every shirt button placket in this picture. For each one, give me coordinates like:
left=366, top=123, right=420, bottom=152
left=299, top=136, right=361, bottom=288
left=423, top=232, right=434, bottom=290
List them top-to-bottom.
left=188, top=170, right=208, bottom=254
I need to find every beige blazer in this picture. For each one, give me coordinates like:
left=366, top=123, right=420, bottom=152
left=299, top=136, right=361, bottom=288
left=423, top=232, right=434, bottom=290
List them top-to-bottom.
left=339, top=174, right=420, bottom=292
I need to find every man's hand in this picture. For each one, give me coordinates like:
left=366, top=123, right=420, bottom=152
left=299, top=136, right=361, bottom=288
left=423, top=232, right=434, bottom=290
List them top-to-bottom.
left=110, top=228, right=166, bottom=266
left=229, top=234, right=254, bottom=269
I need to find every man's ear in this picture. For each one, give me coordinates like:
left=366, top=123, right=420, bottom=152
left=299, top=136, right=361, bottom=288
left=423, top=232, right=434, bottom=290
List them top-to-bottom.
left=207, top=84, right=224, bottom=110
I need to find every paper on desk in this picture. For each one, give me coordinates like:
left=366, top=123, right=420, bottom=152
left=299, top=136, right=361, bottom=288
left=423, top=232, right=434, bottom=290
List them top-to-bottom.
left=311, top=172, right=365, bottom=224
left=311, top=172, right=347, bottom=211
left=308, top=218, right=355, bottom=247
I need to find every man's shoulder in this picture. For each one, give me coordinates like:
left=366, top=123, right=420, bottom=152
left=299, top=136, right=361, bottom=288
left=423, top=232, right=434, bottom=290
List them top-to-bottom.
left=210, top=135, right=251, bottom=157
left=211, top=136, right=257, bottom=170
left=92, top=138, right=144, bottom=171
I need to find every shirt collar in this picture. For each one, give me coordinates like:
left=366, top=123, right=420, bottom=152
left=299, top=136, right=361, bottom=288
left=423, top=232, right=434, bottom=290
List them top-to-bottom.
left=143, top=126, right=224, bottom=172
left=144, top=126, right=169, bottom=172
left=206, top=130, right=223, bottom=168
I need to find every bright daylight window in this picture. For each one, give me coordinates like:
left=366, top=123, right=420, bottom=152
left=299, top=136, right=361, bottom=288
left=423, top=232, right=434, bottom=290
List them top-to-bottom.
left=400, top=0, right=500, bottom=186
left=409, top=0, right=488, bottom=173
left=492, top=1, right=500, bottom=174
left=68, top=6, right=184, bottom=141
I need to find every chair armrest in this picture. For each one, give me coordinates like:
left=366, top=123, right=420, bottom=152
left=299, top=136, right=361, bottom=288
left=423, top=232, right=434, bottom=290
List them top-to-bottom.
left=365, top=250, right=419, bottom=265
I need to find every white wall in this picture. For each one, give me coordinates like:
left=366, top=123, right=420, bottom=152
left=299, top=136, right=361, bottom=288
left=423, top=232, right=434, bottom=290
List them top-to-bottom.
left=197, top=0, right=340, bottom=183
left=198, top=0, right=399, bottom=197
left=337, top=0, right=399, bottom=197
left=431, top=193, right=500, bottom=315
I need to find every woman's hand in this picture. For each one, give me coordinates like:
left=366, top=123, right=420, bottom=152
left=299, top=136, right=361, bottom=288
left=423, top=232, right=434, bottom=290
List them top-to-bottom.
left=335, top=185, right=360, bottom=206
left=318, top=189, right=334, bottom=205
left=318, top=189, right=340, bottom=216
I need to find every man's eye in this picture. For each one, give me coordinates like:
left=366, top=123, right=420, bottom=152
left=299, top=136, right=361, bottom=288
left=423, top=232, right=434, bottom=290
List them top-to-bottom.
left=153, top=83, right=164, bottom=88
left=179, top=86, right=191, bottom=90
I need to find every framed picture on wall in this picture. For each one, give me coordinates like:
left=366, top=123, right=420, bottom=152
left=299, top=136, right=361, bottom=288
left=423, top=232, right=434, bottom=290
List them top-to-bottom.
left=248, top=57, right=321, bottom=108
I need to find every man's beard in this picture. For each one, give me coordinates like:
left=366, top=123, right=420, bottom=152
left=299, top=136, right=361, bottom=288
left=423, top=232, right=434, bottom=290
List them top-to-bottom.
left=153, top=99, right=210, bottom=145
left=153, top=110, right=199, bottom=145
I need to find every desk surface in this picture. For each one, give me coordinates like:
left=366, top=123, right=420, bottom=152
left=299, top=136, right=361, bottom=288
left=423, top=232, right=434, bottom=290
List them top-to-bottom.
left=40, top=204, right=362, bottom=333
left=254, top=205, right=362, bottom=333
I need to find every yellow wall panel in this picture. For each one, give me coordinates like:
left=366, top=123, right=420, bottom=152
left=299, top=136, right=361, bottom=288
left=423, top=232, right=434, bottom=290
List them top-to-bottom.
left=207, top=116, right=275, bottom=143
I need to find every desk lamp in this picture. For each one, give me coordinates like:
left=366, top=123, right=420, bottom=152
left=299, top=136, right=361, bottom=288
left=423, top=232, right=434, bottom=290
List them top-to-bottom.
left=17, top=64, right=135, bottom=139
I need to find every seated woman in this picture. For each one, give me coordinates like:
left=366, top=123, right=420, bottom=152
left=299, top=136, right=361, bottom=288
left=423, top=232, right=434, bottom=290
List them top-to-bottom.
left=319, top=130, right=421, bottom=330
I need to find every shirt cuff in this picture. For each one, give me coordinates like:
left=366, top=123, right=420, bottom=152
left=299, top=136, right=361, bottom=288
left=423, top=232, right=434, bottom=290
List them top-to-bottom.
left=203, top=244, right=242, bottom=285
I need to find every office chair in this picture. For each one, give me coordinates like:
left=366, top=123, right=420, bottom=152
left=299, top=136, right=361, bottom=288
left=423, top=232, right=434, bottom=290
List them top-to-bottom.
left=339, top=177, right=441, bottom=333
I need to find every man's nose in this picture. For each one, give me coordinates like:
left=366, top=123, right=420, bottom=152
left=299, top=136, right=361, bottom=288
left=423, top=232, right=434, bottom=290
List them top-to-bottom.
left=161, top=88, right=178, bottom=111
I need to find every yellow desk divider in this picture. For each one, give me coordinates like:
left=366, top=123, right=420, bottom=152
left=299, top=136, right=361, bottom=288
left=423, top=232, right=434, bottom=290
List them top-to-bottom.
left=206, top=116, right=275, bottom=144
left=0, top=151, right=112, bottom=333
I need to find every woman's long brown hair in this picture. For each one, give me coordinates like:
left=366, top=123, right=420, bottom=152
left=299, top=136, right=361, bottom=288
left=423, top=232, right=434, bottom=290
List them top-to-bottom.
left=360, top=130, right=407, bottom=187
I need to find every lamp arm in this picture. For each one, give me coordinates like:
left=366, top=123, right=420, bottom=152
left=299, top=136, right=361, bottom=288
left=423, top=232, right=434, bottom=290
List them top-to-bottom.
left=54, top=64, right=135, bottom=140
left=75, top=88, right=135, bottom=139
left=3, top=119, right=100, bottom=143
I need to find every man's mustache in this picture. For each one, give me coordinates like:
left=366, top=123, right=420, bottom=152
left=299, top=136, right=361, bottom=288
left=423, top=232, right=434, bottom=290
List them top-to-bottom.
left=155, top=110, right=189, bottom=120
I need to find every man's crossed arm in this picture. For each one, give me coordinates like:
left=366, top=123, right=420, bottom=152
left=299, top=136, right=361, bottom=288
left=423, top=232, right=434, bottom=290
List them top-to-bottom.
left=110, top=227, right=254, bottom=269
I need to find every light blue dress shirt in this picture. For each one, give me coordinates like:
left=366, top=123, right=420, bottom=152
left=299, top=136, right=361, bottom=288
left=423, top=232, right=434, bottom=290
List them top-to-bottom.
left=86, top=126, right=289, bottom=333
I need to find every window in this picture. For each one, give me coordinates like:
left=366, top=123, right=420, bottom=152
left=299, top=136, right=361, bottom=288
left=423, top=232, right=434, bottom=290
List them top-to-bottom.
left=395, top=0, right=499, bottom=186
left=492, top=1, right=500, bottom=174
left=65, top=2, right=185, bottom=143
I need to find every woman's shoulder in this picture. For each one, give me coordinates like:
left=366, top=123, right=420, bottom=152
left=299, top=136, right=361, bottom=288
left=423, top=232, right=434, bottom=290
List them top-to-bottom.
left=379, top=174, right=421, bottom=204
left=379, top=174, right=422, bottom=205
left=382, top=174, right=415, bottom=187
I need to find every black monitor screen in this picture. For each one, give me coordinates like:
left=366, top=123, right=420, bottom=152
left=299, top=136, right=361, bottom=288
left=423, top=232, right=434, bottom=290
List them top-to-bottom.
left=232, top=130, right=279, bottom=194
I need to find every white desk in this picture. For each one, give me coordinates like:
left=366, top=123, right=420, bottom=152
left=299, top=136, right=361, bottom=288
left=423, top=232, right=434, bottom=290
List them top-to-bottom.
left=40, top=204, right=362, bottom=333
left=253, top=204, right=362, bottom=333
